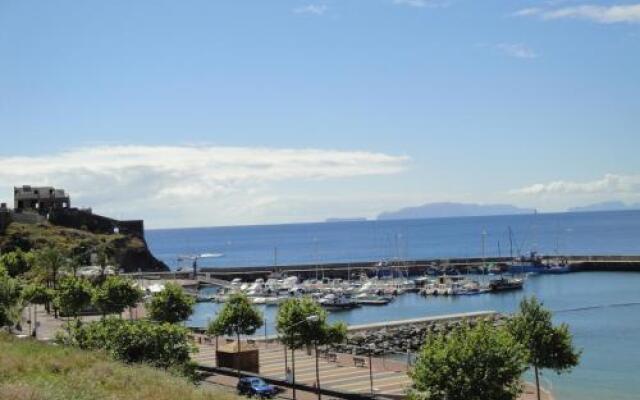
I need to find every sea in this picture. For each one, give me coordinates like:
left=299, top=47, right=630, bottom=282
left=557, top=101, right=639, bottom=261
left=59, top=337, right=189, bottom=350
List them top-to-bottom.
left=146, top=210, right=640, bottom=400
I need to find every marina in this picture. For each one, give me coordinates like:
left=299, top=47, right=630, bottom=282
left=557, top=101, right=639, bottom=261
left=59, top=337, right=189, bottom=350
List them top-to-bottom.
left=141, top=211, right=640, bottom=400
left=185, top=271, right=640, bottom=400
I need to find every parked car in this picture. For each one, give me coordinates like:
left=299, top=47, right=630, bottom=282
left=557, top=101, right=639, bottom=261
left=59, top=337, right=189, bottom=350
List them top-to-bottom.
left=236, top=377, right=277, bottom=398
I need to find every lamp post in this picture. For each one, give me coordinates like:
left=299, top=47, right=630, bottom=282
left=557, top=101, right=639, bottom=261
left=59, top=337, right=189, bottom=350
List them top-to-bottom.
left=288, top=315, right=319, bottom=400
left=314, top=340, right=321, bottom=400
left=368, top=343, right=375, bottom=398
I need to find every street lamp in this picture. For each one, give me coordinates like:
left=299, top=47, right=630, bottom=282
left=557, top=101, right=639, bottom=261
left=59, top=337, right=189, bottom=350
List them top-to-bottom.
left=288, top=315, right=319, bottom=400
left=368, top=343, right=375, bottom=398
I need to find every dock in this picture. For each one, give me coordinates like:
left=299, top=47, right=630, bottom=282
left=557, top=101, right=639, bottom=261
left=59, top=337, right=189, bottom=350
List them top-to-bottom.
left=121, top=254, right=640, bottom=291
left=195, top=254, right=640, bottom=282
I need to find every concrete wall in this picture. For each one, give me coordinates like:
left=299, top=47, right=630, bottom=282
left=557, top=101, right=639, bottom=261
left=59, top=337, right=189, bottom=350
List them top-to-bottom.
left=48, top=208, right=145, bottom=238
left=0, top=210, right=10, bottom=234
left=10, top=211, right=45, bottom=225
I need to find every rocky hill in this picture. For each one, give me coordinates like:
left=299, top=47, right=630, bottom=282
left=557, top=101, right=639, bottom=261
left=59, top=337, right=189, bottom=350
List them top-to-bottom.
left=0, top=221, right=168, bottom=272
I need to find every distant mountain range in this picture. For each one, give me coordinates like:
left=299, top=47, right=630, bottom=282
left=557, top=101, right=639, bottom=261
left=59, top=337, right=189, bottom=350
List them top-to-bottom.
left=376, top=200, right=640, bottom=221
left=567, top=201, right=640, bottom=213
left=377, top=202, right=535, bottom=220
left=325, top=217, right=368, bottom=223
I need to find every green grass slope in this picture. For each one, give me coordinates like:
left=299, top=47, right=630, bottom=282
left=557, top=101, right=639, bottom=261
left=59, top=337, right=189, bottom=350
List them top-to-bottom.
left=0, top=333, right=234, bottom=400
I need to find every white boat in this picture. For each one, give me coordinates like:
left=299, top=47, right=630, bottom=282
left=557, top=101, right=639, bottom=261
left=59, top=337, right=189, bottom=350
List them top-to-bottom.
left=420, top=276, right=477, bottom=296
left=230, top=278, right=243, bottom=286
left=318, top=293, right=360, bottom=310
left=354, top=293, right=392, bottom=305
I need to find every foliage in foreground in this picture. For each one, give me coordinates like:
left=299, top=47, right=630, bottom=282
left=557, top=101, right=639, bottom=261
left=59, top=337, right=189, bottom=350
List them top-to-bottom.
left=0, top=264, right=22, bottom=328
left=92, top=275, right=143, bottom=317
left=54, top=276, right=93, bottom=318
left=147, top=282, right=195, bottom=324
left=208, top=292, right=263, bottom=342
left=276, top=296, right=346, bottom=350
left=507, top=296, right=581, bottom=400
left=58, top=317, right=195, bottom=373
left=409, top=320, right=528, bottom=400
left=0, top=332, right=236, bottom=400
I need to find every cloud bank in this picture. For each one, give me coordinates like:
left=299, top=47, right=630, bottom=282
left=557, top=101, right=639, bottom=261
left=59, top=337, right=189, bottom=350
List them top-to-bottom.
left=514, top=4, right=640, bottom=24
left=0, top=145, right=408, bottom=228
left=511, top=174, right=640, bottom=195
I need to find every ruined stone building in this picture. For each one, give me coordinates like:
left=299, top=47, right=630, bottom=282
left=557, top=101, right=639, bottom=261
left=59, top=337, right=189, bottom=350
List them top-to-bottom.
left=14, top=185, right=70, bottom=214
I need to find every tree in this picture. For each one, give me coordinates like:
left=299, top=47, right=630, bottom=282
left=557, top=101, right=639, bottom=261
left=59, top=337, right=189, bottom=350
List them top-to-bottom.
left=95, top=244, right=115, bottom=278
left=33, top=246, right=67, bottom=289
left=0, top=249, right=34, bottom=277
left=66, top=254, right=83, bottom=277
left=0, top=265, right=22, bottom=329
left=54, top=276, right=93, bottom=319
left=92, top=276, right=143, bottom=318
left=22, top=282, right=53, bottom=336
left=22, top=282, right=53, bottom=306
left=147, top=282, right=195, bottom=324
left=207, top=293, right=263, bottom=377
left=507, top=296, right=581, bottom=400
left=276, top=297, right=346, bottom=400
left=276, top=297, right=346, bottom=350
left=409, top=321, right=528, bottom=400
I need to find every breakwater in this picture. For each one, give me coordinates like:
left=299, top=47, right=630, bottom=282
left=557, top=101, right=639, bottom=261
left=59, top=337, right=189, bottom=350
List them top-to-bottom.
left=197, top=255, right=640, bottom=281
left=335, top=311, right=501, bottom=355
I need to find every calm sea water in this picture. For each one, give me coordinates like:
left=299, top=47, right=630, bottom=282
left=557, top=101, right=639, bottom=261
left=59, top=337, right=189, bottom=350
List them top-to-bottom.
left=146, top=210, right=640, bottom=269
left=145, top=211, right=640, bottom=400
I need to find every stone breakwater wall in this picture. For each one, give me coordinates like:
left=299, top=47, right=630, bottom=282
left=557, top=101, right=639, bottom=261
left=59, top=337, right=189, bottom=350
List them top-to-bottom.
left=329, top=311, right=506, bottom=356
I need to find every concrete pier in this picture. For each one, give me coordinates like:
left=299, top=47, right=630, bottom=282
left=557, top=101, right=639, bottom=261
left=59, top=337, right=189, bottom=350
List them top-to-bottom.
left=198, top=254, right=640, bottom=281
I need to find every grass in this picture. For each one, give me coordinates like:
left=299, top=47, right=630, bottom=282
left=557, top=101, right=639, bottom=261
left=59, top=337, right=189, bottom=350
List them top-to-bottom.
left=0, top=222, right=148, bottom=258
left=0, top=333, right=237, bottom=400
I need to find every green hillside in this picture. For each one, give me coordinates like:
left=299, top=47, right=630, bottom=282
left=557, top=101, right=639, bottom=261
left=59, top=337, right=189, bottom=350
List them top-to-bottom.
left=0, top=333, right=234, bottom=400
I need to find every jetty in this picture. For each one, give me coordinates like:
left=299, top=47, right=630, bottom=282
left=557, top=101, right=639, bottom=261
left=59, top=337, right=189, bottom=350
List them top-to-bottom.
left=120, top=254, right=640, bottom=291
left=195, top=254, right=640, bottom=281
left=346, top=310, right=497, bottom=333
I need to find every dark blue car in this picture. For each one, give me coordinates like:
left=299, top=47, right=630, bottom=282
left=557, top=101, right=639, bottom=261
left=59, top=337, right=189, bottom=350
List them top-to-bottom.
left=236, top=377, right=277, bottom=398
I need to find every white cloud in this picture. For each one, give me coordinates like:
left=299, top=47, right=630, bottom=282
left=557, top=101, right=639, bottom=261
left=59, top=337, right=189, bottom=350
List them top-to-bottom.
left=393, top=0, right=450, bottom=8
left=293, top=4, right=328, bottom=15
left=514, top=4, right=640, bottom=24
left=511, top=7, right=543, bottom=17
left=496, top=43, right=539, bottom=59
left=0, top=145, right=408, bottom=228
left=510, top=174, right=640, bottom=195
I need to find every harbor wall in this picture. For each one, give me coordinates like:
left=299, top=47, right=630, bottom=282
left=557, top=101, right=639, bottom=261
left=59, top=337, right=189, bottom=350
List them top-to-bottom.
left=126, top=255, right=640, bottom=283
left=199, top=255, right=640, bottom=281
left=336, top=311, right=503, bottom=355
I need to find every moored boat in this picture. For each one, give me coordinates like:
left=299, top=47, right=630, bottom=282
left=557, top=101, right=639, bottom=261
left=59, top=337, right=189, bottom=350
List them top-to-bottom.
left=489, top=277, right=524, bottom=292
left=318, top=293, right=360, bottom=310
left=354, top=293, right=393, bottom=305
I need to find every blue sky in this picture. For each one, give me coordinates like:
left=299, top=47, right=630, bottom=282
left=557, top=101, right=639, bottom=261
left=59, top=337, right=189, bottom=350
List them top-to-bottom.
left=1, top=0, right=639, bottom=227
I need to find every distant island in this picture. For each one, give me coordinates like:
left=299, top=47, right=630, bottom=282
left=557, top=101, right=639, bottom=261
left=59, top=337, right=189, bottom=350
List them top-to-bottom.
left=568, top=201, right=640, bottom=213
left=378, top=202, right=535, bottom=220
left=325, top=217, right=368, bottom=223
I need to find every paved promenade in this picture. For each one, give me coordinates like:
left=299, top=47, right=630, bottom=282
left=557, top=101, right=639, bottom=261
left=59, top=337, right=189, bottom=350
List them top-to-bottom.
left=22, top=307, right=552, bottom=400
left=193, top=340, right=411, bottom=397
